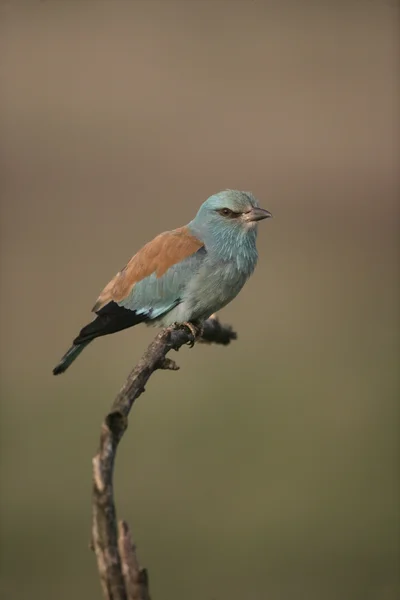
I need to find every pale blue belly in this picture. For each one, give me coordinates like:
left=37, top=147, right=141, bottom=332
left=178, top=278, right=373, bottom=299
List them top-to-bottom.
left=155, top=260, right=251, bottom=326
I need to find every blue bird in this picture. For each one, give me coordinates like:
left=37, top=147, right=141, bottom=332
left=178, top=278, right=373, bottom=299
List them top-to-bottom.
left=53, top=190, right=272, bottom=375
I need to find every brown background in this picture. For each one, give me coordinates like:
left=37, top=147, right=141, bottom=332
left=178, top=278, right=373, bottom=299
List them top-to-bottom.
left=0, top=1, right=399, bottom=599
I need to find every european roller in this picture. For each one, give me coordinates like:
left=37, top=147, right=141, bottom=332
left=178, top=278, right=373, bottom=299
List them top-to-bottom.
left=53, top=190, right=272, bottom=375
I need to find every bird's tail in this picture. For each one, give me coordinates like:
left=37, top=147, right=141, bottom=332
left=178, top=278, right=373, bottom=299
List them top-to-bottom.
left=53, top=341, right=91, bottom=375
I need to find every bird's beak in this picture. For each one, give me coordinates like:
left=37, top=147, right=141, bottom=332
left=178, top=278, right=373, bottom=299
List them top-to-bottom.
left=245, top=207, right=273, bottom=222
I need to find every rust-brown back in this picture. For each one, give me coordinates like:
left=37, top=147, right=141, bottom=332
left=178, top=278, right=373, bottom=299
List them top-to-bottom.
left=92, top=226, right=204, bottom=313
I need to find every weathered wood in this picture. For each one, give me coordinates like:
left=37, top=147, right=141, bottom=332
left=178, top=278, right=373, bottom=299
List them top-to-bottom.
left=91, top=318, right=237, bottom=599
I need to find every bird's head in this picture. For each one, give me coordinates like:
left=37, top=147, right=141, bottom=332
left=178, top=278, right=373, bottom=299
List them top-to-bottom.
left=190, top=190, right=272, bottom=243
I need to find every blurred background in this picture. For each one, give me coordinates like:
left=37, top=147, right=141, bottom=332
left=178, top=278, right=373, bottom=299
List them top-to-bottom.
left=0, top=1, right=399, bottom=599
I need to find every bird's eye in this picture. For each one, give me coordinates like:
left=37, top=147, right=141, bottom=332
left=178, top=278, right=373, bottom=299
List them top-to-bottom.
left=217, top=208, right=240, bottom=218
left=220, top=208, right=232, bottom=216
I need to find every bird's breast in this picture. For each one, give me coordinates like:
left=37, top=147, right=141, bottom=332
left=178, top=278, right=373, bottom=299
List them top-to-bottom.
left=182, top=255, right=255, bottom=320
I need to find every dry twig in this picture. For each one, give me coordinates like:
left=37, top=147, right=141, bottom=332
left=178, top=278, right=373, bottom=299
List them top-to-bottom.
left=91, top=318, right=237, bottom=599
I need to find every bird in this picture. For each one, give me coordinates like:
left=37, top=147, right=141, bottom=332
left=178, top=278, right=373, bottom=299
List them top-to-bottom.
left=53, top=190, right=272, bottom=375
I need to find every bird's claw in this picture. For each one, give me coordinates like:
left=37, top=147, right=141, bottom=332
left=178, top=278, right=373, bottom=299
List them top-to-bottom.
left=168, top=321, right=203, bottom=347
left=181, top=321, right=203, bottom=347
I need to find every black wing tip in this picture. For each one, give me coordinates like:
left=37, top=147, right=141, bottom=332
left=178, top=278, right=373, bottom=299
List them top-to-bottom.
left=74, top=302, right=149, bottom=345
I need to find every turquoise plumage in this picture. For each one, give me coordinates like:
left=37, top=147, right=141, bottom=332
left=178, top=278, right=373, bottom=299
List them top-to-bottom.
left=53, top=190, right=272, bottom=374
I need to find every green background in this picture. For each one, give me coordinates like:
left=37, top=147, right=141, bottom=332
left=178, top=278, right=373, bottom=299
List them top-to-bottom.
left=1, top=2, right=399, bottom=599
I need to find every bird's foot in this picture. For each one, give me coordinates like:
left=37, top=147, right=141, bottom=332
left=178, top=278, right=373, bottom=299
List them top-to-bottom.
left=167, top=321, right=203, bottom=347
left=168, top=321, right=203, bottom=347
left=183, top=321, right=204, bottom=347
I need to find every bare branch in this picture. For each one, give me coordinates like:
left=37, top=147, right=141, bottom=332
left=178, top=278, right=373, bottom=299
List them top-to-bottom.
left=91, top=317, right=237, bottom=599
left=118, top=521, right=151, bottom=600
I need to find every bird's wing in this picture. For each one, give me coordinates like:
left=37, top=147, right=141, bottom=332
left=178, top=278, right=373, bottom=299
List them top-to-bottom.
left=92, top=226, right=205, bottom=320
